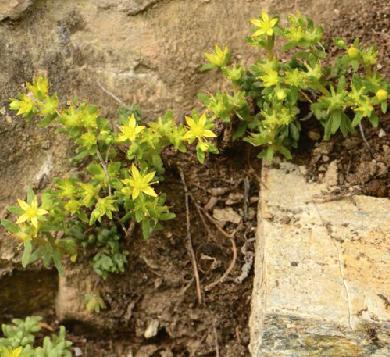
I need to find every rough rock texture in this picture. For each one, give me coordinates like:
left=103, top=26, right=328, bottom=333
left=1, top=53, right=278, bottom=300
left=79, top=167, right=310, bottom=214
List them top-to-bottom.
left=0, top=0, right=35, bottom=21
left=0, top=0, right=389, bottom=353
left=250, top=163, right=390, bottom=356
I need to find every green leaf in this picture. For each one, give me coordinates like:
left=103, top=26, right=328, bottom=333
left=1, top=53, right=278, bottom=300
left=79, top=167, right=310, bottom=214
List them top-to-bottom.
left=200, top=63, right=215, bottom=72
left=197, top=92, right=210, bottom=105
left=381, top=101, right=388, bottom=113
left=330, top=111, right=341, bottom=134
left=340, top=113, right=351, bottom=137
left=351, top=113, right=362, bottom=127
left=368, top=114, right=379, bottom=127
left=233, top=121, right=248, bottom=140
left=290, top=123, right=300, bottom=142
left=260, top=147, right=274, bottom=162
left=278, top=147, right=292, bottom=160
left=196, top=149, right=206, bottom=164
left=26, top=187, right=35, bottom=204
left=7, top=205, right=23, bottom=215
left=1, top=219, right=20, bottom=234
left=141, top=220, right=153, bottom=240
left=22, top=240, right=33, bottom=268
left=52, top=250, right=64, bottom=275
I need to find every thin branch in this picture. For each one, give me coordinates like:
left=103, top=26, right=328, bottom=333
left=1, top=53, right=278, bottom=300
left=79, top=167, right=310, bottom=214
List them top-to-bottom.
left=97, top=81, right=127, bottom=107
left=300, top=112, right=313, bottom=122
left=358, top=122, right=373, bottom=156
left=96, top=147, right=112, bottom=196
left=179, top=169, right=203, bottom=305
left=243, top=176, right=250, bottom=222
left=205, top=233, right=237, bottom=291
left=212, top=319, right=220, bottom=357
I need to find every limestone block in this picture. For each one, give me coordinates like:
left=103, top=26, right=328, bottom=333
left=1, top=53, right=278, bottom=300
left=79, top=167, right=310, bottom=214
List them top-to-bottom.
left=250, top=163, right=390, bottom=356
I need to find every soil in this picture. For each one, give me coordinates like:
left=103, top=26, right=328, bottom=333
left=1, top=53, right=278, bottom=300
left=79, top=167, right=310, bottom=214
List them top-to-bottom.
left=304, top=114, right=390, bottom=198
left=19, top=144, right=260, bottom=357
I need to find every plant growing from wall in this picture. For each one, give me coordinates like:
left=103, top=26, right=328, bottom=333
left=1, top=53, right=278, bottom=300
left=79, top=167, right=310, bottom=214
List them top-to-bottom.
left=1, top=10, right=389, bottom=278
left=200, top=10, right=389, bottom=161
left=2, top=77, right=218, bottom=278
left=0, top=316, right=72, bottom=356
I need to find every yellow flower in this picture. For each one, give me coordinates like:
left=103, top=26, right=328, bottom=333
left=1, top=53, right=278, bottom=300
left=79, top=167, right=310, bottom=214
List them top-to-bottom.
left=250, top=10, right=278, bottom=37
left=204, top=45, right=230, bottom=68
left=347, top=46, right=359, bottom=59
left=257, top=60, right=279, bottom=87
left=259, top=68, right=279, bottom=87
left=376, top=89, right=388, bottom=102
left=9, top=94, right=35, bottom=116
left=183, top=113, right=216, bottom=144
left=117, top=114, right=145, bottom=142
left=80, top=131, right=97, bottom=148
left=121, top=165, right=158, bottom=200
left=79, top=183, right=100, bottom=206
left=16, top=196, right=48, bottom=229
left=64, top=199, right=81, bottom=215
left=3, top=347, right=23, bottom=357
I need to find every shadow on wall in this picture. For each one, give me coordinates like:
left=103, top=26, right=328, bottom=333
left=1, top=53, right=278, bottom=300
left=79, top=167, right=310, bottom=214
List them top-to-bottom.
left=0, top=269, right=58, bottom=320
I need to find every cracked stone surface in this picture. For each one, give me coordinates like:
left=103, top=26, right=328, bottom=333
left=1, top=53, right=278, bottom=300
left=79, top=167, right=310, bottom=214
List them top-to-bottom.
left=250, top=162, right=390, bottom=356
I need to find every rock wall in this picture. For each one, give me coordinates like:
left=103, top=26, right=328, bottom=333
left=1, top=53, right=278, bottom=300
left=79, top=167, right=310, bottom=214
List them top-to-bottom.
left=1, top=0, right=389, bottom=352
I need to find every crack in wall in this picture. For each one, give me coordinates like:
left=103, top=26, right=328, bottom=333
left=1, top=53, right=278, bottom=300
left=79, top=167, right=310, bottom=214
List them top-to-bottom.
left=312, top=201, right=354, bottom=330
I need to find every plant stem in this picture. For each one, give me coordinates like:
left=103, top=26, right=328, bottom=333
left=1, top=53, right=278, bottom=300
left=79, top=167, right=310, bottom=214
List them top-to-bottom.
left=96, top=147, right=112, bottom=196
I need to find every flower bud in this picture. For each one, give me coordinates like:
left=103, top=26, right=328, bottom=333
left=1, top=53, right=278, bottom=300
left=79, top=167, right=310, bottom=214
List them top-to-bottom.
left=347, top=46, right=359, bottom=59
left=376, top=89, right=388, bottom=102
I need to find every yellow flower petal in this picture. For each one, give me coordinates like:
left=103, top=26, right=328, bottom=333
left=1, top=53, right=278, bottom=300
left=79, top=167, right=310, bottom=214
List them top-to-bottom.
left=261, top=10, right=269, bottom=21
left=250, top=19, right=262, bottom=26
left=252, top=29, right=265, bottom=38
left=199, top=113, right=207, bottom=126
left=185, top=116, right=195, bottom=127
left=203, top=130, right=217, bottom=138
left=131, top=165, right=140, bottom=179
left=144, top=172, right=156, bottom=183
left=142, top=186, right=158, bottom=197
left=132, top=188, right=140, bottom=200
left=18, top=199, right=29, bottom=210
left=37, top=208, right=48, bottom=216
left=16, top=214, right=28, bottom=224
left=31, top=216, right=38, bottom=229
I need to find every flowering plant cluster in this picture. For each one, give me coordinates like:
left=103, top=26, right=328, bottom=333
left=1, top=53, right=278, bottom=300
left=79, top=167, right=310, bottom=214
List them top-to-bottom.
left=2, top=11, right=389, bottom=278
left=200, top=11, right=389, bottom=160
left=2, top=76, right=218, bottom=278
left=0, top=317, right=72, bottom=357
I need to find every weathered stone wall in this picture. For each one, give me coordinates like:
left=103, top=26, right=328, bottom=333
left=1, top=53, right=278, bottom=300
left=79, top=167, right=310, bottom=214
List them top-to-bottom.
left=1, top=0, right=389, bottom=352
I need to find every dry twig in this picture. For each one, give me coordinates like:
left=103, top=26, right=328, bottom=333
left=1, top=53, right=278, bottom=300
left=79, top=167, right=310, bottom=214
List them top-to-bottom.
left=97, top=80, right=127, bottom=107
left=358, top=122, right=373, bottom=156
left=96, top=147, right=112, bottom=196
left=179, top=169, right=203, bottom=305
left=243, top=176, right=250, bottom=221
left=184, top=191, right=240, bottom=291
left=213, top=318, right=220, bottom=357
